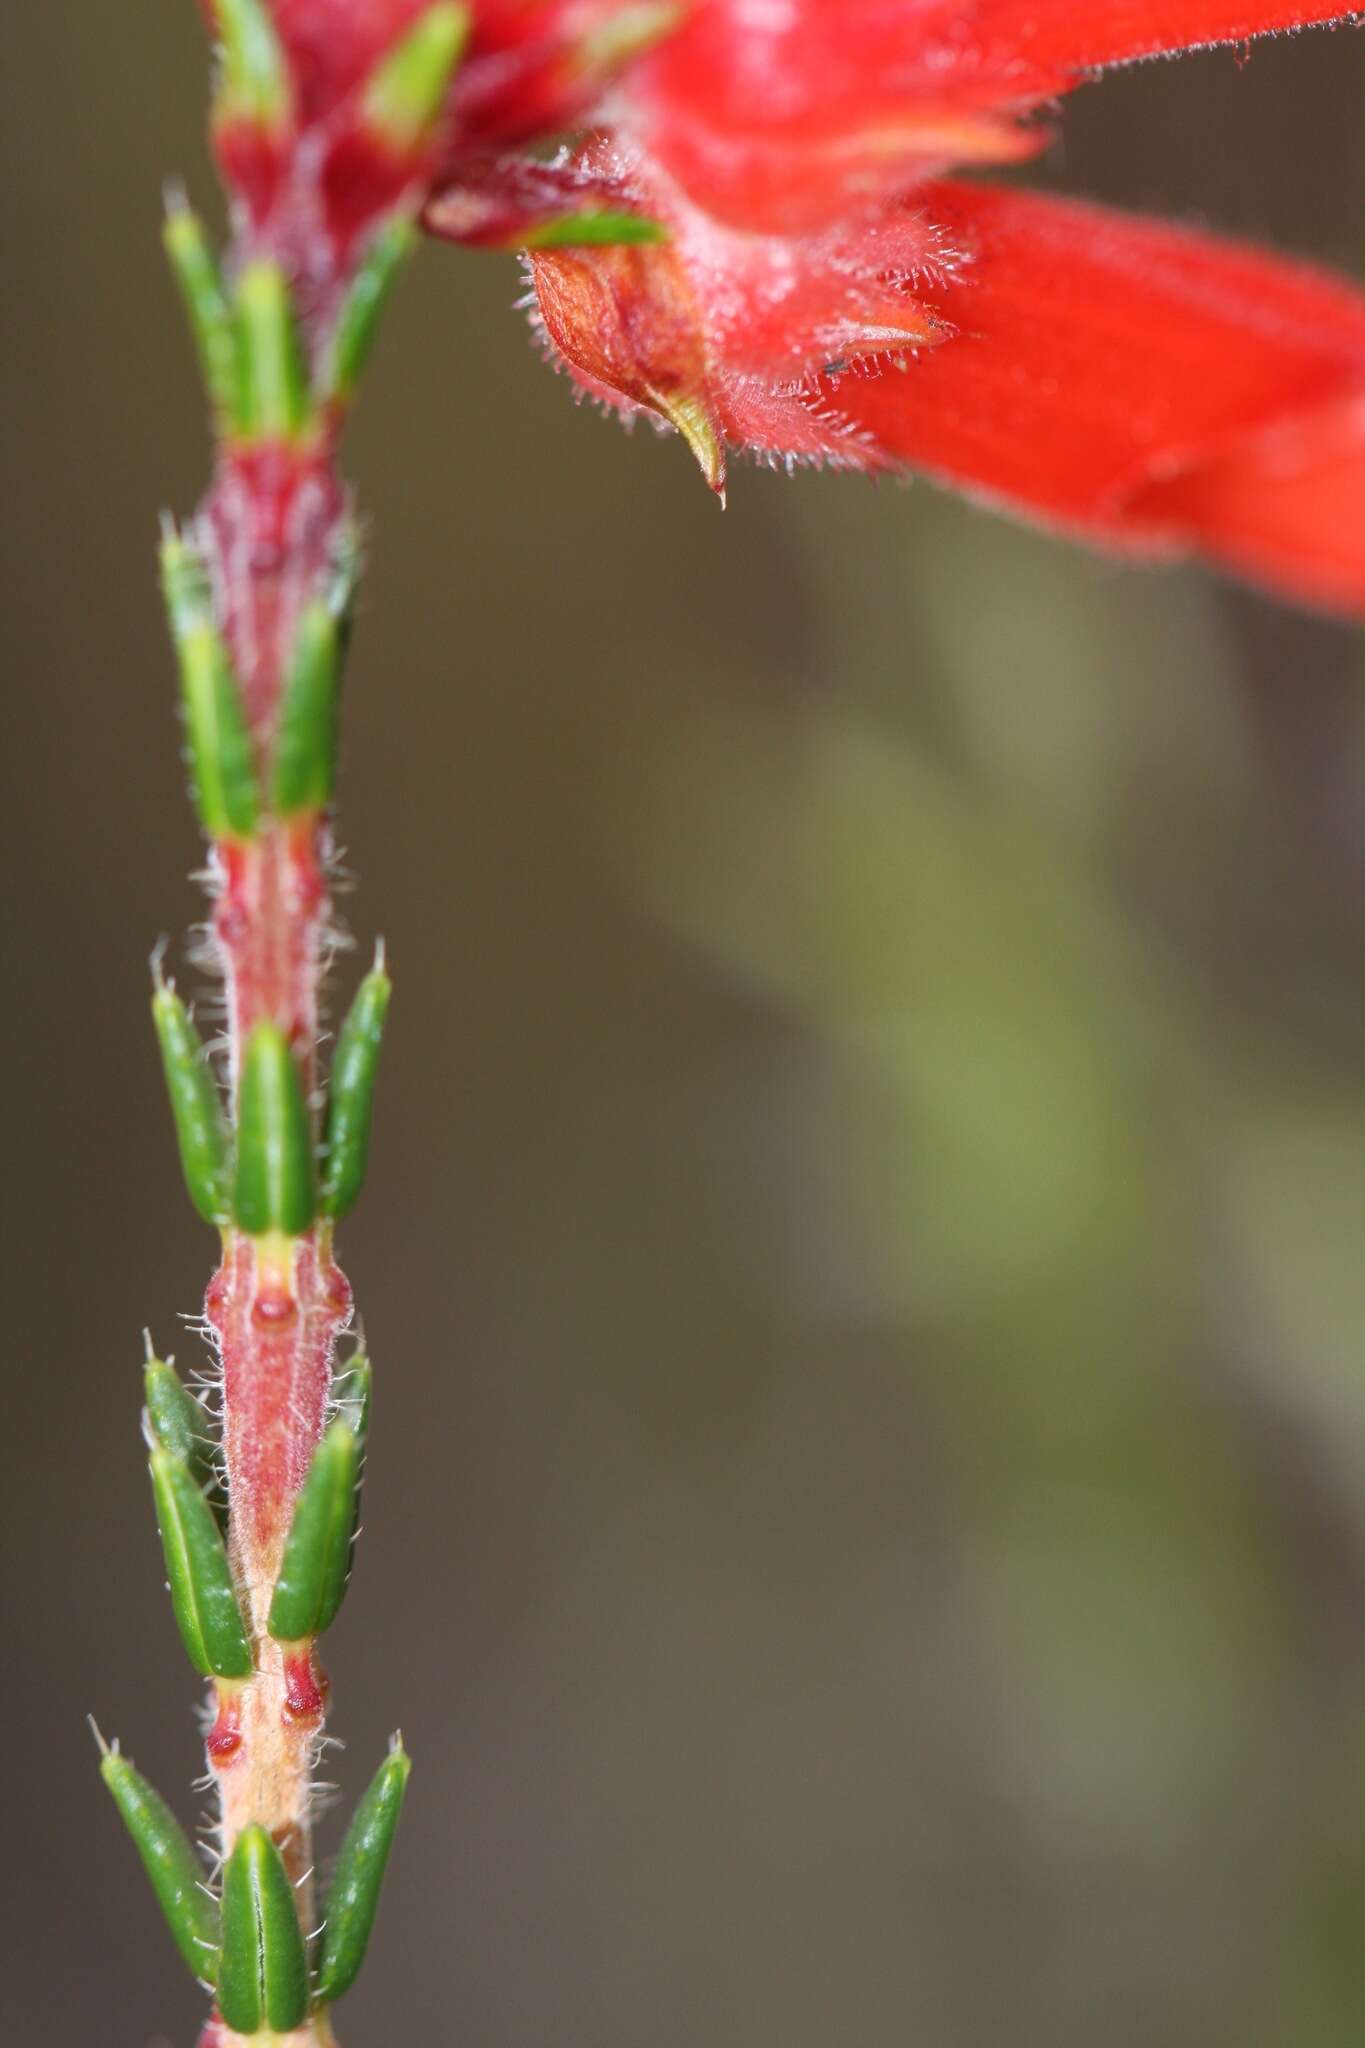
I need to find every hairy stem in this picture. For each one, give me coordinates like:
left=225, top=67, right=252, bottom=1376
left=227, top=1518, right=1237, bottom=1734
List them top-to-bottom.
left=101, top=10, right=454, bottom=2038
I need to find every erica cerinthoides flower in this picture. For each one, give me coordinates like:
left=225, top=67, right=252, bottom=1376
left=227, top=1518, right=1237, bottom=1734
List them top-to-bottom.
left=431, top=0, right=1365, bottom=611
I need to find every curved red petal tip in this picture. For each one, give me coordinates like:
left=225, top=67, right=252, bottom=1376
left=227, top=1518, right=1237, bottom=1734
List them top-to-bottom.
left=818, top=182, right=1365, bottom=614
left=1130, top=390, right=1365, bottom=615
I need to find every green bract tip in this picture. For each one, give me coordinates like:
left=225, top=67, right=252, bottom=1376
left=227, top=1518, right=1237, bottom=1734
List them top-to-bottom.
left=212, top=0, right=292, bottom=133
left=361, top=3, right=470, bottom=155
left=522, top=211, right=671, bottom=250
left=232, top=260, right=311, bottom=444
left=321, top=961, right=392, bottom=1219
left=151, top=982, right=232, bottom=1226
left=233, top=1023, right=317, bottom=1237
left=149, top=1446, right=253, bottom=1680
left=316, top=1740, right=412, bottom=2003
left=100, top=1750, right=221, bottom=1985
left=218, top=1825, right=310, bottom=2035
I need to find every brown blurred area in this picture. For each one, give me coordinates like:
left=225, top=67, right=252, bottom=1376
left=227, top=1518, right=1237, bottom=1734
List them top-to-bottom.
left=4, top=10, right=1365, bottom=2045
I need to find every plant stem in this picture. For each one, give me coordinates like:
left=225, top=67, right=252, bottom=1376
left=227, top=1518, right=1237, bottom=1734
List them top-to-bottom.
left=101, top=8, right=458, bottom=2038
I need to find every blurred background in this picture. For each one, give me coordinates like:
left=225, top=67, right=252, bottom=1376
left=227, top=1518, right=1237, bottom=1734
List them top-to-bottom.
left=3, top=9, right=1365, bottom=2045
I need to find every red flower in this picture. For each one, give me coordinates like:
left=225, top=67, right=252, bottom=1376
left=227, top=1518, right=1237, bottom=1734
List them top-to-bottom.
left=269, top=2, right=1365, bottom=612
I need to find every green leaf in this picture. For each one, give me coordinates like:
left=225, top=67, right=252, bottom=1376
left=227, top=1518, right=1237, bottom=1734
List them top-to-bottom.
left=211, top=0, right=291, bottom=132
left=361, top=3, right=469, bottom=154
left=162, top=199, right=235, bottom=417
left=521, top=211, right=670, bottom=250
left=321, top=218, right=417, bottom=406
left=232, top=260, right=311, bottom=444
left=161, top=535, right=259, bottom=842
left=273, top=601, right=341, bottom=816
left=321, top=960, right=392, bottom=1218
left=151, top=981, right=232, bottom=1225
left=233, top=1023, right=317, bottom=1237
left=144, top=1354, right=226, bottom=1531
left=269, top=1418, right=360, bottom=1642
left=149, top=1446, right=253, bottom=1679
left=316, top=1739, right=411, bottom=2004
left=99, top=1747, right=220, bottom=1984
left=218, top=1824, right=310, bottom=2034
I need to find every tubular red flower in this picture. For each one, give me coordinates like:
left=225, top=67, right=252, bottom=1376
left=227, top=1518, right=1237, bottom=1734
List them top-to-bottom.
left=255, top=0, right=1364, bottom=612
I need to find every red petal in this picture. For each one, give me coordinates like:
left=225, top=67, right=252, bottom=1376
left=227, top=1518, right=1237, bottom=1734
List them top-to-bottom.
left=630, top=1, right=1360, bottom=228
left=942, top=1, right=1362, bottom=87
left=822, top=182, right=1365, bottom=611
left=1128, top=390, right=1365, bottom=612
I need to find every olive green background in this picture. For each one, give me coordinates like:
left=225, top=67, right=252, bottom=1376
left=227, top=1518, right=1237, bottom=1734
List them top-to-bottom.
left=4, top=10, right=1365, bottom=2045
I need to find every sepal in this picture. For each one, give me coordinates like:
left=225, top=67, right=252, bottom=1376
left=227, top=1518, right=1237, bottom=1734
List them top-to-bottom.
left=233, top=1023, right=316, bottom=1237
left=149, top=1445, right=253, bottom=1680
left=316, top=1738, right=411, bottom=2003
left=98, top=1742, right=221, bottom=1984
left=218, top=1824, right=310, bottom=2035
